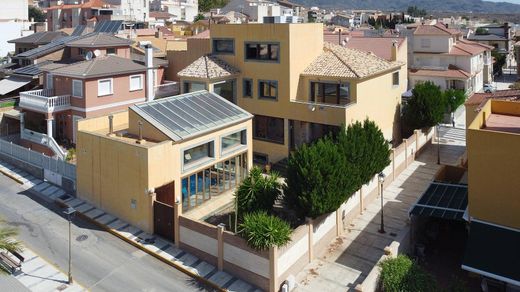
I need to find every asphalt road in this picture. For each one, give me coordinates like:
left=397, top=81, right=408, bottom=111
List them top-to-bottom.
left=0, top=174, right=208, bottom=292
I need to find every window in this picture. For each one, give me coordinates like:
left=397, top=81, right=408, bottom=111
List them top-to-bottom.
left=420, top=38, right=431, bottom=48
left=213, top=39, right=234, bottom=54
left=245, top=43, right=279, bottom=61
left=79, top=48, right=86, bottom=56
left=107, top=48, right=116, bottom=55
left=392, top=72, right=399, bottom=86
left=46, top=73, right=53, bottom=89
left=130, top=74, right=143, bottom=91
left=243, top=78, right=252, bottom=98
left=98, top=79, right=113, bottom=96
left=213, top=79, right=236, bottom=104
left=72, top=80, right=83, bottom=98
left=258, top=80, right=277, bottom=100
left=183, top=81, right=206, bottom=93
left=310, top=82, right=350, bottom=105
left=254, top=115, right=284, bottom=144
left=222, top=130, right=247, bottom=153
left=183, top=141, right=214, bottom=168
left=253, top=152, right=268, bottom=165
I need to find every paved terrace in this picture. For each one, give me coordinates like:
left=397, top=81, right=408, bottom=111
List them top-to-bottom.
left=295, top=129, right=466, bottom=291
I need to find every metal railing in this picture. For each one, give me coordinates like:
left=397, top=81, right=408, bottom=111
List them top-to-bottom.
left=19, top=89, right=71, bottom=113
left=290, top=99, right=356, bottom=110
left=21, top=129, right=67, bottom=161
left=0, top=139, right=75, bottom=180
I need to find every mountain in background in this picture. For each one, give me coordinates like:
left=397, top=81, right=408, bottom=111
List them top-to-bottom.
left=292, top=0, right=520, bottom=14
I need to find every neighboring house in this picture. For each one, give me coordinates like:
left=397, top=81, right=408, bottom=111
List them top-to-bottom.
left=0, top=0, right=34, bottom=58
left=2, top=0, right=29, bottom=21
left=46, top=0, right=148, bottom=32
left=160, top=0, right=198, bottom=22
left=220, top=0, right=294, bottom=23
left=148, top=11, right=175, bottom=27
left=331, top=14, right=353, bottom=28
left=178, top=23, right=405, bottom=165
left=404, top=23, right=493, bottom=94
left=467, top=23, right=514, bottom=57
left=8, top=31, right=69, bottom=57
left=17, top=33, right=167, bottom=158
left=515, top=41, right=520, bottom=75
left=464, top=89, right=520, bottom=126
left=76, top=90, right=253, bottom=238
left=464, top=99, right=520, bottom=289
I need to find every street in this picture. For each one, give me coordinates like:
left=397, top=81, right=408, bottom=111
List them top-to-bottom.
left=0, top=174, right=207, bottom=292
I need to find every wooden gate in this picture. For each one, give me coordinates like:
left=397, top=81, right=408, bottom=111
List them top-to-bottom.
left=153, top=201, right=174, bottom=242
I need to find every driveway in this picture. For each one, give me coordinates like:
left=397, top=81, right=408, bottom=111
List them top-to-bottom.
left=294, top=141, right=466, bottom=291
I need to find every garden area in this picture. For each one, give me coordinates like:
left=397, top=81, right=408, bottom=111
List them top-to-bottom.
left=205, top=119, right=392, bottom=251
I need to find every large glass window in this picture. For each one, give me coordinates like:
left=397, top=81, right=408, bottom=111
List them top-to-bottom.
left=213, top=39, right=234, bottom=54
left=245, top=43, right=279, bottom=61
left=213, top=79, right=236, bottom=104
left=258, top=80, right=277, bottom=100
left=183, top=81, right=206, bottom=93
left=310, top=82, right=350, bottom=105
left=254, top=115, right=284, bottom=144
left=222, top=130, right=246, bottom=153
left=183, top=141, right=214, bottom=168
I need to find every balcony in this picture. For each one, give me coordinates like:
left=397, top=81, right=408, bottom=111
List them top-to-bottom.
left=154, top=81, right=180, bottom=99
left=19, top=89, right=71, bottom=113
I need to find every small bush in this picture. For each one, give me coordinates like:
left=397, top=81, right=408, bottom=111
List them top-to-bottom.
left=235, top=167, right=281, bottom=218
left=239, top=211, right=292, bottom=250
left=379, top=254, right=437, bottom=292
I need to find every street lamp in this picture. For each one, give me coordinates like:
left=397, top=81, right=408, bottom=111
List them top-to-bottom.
left=436, top=124, right=441, bottom=165
left=378, top=172, right=386, bottom=234
left=63, top=207, right=76, bottom=284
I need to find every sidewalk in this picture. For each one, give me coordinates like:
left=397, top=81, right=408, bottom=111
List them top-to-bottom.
left=294, top=142, right=466, bottom=291
left=0, top=160, right=261, bottom=292
left=0, top=246, right=85, bottom=292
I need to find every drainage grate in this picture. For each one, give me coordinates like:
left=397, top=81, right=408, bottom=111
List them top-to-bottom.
left=76, top=235, right=88, bottom=242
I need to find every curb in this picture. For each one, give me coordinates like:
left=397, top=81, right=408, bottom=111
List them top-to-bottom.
left=0, top=169, right=24, bottom=184
left=54, top=200, right=227, bottom=292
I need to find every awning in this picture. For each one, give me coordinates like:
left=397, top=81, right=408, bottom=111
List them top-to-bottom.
left=0, top=76, right=31, bottom=95
left=409, top=182, right=468, bottom=221
left=462, top=221, right=520, bottom=286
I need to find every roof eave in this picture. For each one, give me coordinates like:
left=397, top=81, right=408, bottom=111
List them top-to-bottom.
left=53, top=68, right=147, bottom=79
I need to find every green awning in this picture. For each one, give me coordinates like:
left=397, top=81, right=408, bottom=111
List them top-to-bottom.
left=462, top=221, right=520, bottom=286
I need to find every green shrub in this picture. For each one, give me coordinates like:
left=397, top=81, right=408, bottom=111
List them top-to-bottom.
left=403, top=81, right=446, bottom=129
left=444, top=89, right=466, bottom=113
left=283, top=136, right=351, bottom=218
left=235, top=166, right=281, bottom=218
left=239, top=211, right=292, bottom=250
left=379, top=255, right=437, bottom=292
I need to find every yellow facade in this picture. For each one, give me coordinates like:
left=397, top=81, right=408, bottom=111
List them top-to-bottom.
left=180, top=23, right=405, bottom=163
left=467, top=100, right=520, bottom=229
left=76, top=107, right=253, bottom=234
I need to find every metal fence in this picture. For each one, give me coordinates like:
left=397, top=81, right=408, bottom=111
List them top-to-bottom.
left=0, top=139, right=76, bottom=180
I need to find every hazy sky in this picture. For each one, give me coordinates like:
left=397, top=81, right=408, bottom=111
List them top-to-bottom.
left=486, top=0, right=520, bottom=4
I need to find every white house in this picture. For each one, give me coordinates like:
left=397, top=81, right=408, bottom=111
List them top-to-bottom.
left=0, top=0, right=33, bottom=58
left=160, top=0, right=198, bottom=22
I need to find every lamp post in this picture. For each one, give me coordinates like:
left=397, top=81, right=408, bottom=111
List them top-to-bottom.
left=437, top=124, right=441, bottom=165
left=378, top=172, right=386, bottom=234
left=63, top=207, right=76, bottom=284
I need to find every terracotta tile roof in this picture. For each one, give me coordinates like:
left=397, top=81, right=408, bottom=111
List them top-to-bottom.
left=46, top=0, right=108, bottom=10
left=150, top=11, right=175, bottom=19
left=414, top=23, right=457, bottom=36
left=158, top=26, right=174, bottom=37
left=189, top=30, right=210, bottom=39
left=66, top=33, right=133, bottom=48
left=345, top=37, right=405, bottom=61
left=302, top=42, right=403, bottom=79
left=178, top=55, right=240, bottom=79
left=409, top=65, right=470, bottom=79
left=466, top=90, right=520, bottom=107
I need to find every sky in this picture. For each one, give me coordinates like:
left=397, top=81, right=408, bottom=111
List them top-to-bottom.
left=486, top=0, right=520, bottom=4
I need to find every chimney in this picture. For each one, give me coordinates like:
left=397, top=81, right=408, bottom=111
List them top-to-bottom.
left=155, top=28, right=163, bottom=39
left=338, top=29, right=342, bottom=45
left=391, top=40, right=398, bottom=61
left=143, top=43, right=155, bottom=102
left=107, top=115, right=114, bottom=136
left=137, top=121, right=145, bottom=144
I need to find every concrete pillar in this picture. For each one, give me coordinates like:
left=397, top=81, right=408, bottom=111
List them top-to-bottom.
left=46, top=118, right=53, bottom=138
left=414, top=129, right=420, bottom=155
left=403, top=138, right=408, bottom=168
left=391, top=149, right=396, bottom=181
left=359, top=188, right=364, bottom=215
left=148, top=192, right=156, bottom=234
left=174, top=201, right=181, bottom=248
left=336, top=210, right=342, bottom=236
left=306, top=217, right=313, bottom=262
left=217, top=224, right=225, bottom=271
left=269, top=246, right=278, bottom=292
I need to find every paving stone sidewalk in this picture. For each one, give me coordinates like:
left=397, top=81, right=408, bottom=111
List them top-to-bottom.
left=0, top=160, right=261, bottom=292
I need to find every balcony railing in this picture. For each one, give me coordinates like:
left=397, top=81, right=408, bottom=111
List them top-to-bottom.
left=154, top=81, right=180, bottom=99
left=19, top=89, right=71, bottom=113
left=20, top=128, right=67, bottom=160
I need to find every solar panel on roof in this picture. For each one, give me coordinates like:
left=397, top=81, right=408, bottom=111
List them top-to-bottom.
left=94, top=20, right=123, bottom=33
left=71, top=25, right=86, bottom=36
left=16, top=36, right=80, bottom=58
left=409, top=182, right=468, bottom=221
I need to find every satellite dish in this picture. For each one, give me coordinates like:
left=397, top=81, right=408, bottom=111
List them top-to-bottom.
left=93, top=49, right=101, bottom=57
left=85, top=51, right=93, bottom=60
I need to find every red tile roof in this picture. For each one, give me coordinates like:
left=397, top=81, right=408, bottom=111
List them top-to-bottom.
left=46, top=0, right=108, bottom=10
left=150, top=11, right=174, bottom=19
left=414, top=23, right=458, bottom=36
left=189, top=30, right=210, bottom=39
left=344, top=37, right=405, bottom=61
left=409, top=65, right=470, bottom=79
left=466, top=90, right=520, bottom=107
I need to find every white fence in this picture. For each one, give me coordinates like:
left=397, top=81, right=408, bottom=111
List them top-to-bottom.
left=0, top=139, right=75, bottom=181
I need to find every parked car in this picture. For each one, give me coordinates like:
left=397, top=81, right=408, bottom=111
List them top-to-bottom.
left=484, top=84, right=496, bottom=93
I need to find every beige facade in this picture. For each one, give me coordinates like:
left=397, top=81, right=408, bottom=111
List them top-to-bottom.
left=180, top=23, right=405, bottom=164
left=467, top=99, right=520, bottom=229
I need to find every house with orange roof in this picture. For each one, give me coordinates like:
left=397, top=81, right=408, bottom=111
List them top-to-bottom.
left=405, top=23, right=493, bottom=94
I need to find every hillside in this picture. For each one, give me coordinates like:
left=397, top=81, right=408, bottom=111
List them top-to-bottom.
left=293, top=0, right=520, bottom=14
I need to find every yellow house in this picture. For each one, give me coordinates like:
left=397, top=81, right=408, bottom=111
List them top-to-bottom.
left=178, top=23, right=406, bottom=165
left=76, top=90, right=253, bottom=241
left=463, top=99, right=520, bottom=288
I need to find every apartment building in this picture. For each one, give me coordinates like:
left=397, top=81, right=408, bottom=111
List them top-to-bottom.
left=158, top=0, right=199, bottom=22
left=220, top=0, right=296, bottom=23
left=178, top=23, right=405, bottom=164
left=405, top=23, right=493, bottom=94
left=467, top=23, right=514, bottom=58
left=17, top=33, right=167, bottom=157
left=464, top=99, right=520, bottom=289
